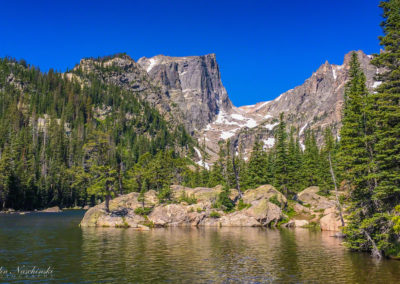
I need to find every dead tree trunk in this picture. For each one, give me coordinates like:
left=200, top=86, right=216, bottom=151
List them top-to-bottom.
left=364, top=230, right=382, bottom=259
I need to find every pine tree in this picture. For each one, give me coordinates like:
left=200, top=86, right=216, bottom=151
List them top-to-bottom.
left=368, top=0, right=400, bottom=257
left=371, top=0, right=400, bottom=209
left=340, top=52, right=382, bottom=257
left=274, top=113, right=289, bottom=196
left=287, top=127, right=302, bottom=193
left=302, top=130, right=320, bottom=188
left=245, top=139, right=268, bottom=189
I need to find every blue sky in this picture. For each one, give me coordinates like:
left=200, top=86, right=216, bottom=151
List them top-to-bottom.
left=0, top=0, right=382, bottom=106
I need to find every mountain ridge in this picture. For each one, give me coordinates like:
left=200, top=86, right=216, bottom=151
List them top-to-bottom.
left=68, top=50, right=380, bottom=164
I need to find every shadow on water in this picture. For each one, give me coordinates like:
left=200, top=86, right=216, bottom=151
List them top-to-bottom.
left=1, top=212, right=400, bottom=283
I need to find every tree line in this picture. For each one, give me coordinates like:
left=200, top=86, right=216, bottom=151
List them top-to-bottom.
left=0, top=57, right=196, bottom=210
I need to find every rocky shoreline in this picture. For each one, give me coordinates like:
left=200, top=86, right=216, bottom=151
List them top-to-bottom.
left=80, top=185, right=345, bottom=231
left=0, top=205, right=89, bottom=215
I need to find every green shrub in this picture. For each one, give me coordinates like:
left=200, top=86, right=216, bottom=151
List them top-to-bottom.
left=157, top=186, right=172, bottom=203
left=215, top=188, right=234, bottom=212
left=316, top=189, right=330, bottom=197
left=178, top=191, right=197, bottom=205
left=269, top=195, right=281, bottom=207
left=237, top=199, right=251, bottom=211
left=283, top=206, right=296, bottom=218
left=134, top=207, right=153, bottom=216
left=196, top=207, right=203, bottom=213
left=210, top=211, right=221, bottom=218
left=142, top=217, right=155, bottom=228
left=277, top=217, right=289, bottom=227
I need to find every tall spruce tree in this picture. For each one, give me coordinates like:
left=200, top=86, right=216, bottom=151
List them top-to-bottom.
left=368, top=0, right=400, bottom=257
left=340, top=52, right=383, bottom=257
left=274, top=113, right=290, bottom=196
left=302, top=130, right=320, bottom=187
left=245, top=139, right=268, bottom=189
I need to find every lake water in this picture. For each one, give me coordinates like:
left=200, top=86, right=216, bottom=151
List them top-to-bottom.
left=1, top=211, right=400, bottom=283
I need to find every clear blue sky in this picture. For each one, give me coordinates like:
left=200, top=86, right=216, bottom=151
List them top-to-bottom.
left=0, top=0, right=382, bottom=106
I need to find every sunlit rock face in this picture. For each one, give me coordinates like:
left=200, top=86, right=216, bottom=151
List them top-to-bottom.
left=196, top=50, right=380, bottom=162
left=138, top=54, right=233, bottom=132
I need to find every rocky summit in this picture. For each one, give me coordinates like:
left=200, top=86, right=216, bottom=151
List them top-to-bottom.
left=138, top=54, right=233, bottom=132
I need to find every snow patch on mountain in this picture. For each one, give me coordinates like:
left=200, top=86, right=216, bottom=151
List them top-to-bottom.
left=146, top=58, right=158, bottom=72
left=264, top=122, right=279, bottom=131
left=263, top=138, right=275, bottom=149
left=194, top=146, right=210, bottom=169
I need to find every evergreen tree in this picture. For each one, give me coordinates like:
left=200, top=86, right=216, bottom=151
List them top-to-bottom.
left=361, top=0, right=400, bottom=257
left=339, top=52, right=383, bottom=257
left=274, top=113, right=290, bottom=196
left=302, top=130, right=320, bottom=187
left=245, top=139, right=268, bottom=189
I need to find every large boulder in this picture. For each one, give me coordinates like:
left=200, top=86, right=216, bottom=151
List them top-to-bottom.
left=171, top=185, right=223, bottom=203
left=243, top=185, right=287, bottom=206
left=297, top=186, right=335, bottom=210
left=80, top=190, right=158, bottom=227
left=108, top=190, right=158, bottom=212
left=244, top=199, right=282, bottom=226
left=201, top=200, right=282, bottom=227
left=292, top=202, right=311, bottom=214
left=149, top=204, right=205, bottom=227
left=41, top=206, right=62, bottom=212
left=320, top=207, right=344, bottom=231
left=219, top=212, right=261, bottom=227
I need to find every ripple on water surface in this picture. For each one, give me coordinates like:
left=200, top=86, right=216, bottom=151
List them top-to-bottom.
left=0, top=212, right=400, bottom=283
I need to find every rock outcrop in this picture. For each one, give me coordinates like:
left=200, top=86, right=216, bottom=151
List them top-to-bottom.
left=70, top=54, right=185, bottom=124
left=80, top=184, right=347, bottom=231
left=80, top=185, right=285, bottom=228
left=295, top=186, right=345, bottom=231
left=297, top=186, right=335, bottom=210
left=319, top=207, right=344, bottom=231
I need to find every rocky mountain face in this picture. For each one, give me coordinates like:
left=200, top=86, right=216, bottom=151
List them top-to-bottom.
left=69, top=50, right=380, bottom=165
left=195, top=50, right=380, bottom=162
left=70, top=54, right=185, bottom=124
left=138, top=54, right=233, bottom=132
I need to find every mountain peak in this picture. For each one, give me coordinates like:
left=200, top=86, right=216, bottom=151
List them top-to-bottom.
left=137, top=53, right=232, bottom=131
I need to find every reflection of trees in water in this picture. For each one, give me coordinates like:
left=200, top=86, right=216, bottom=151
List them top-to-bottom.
left=79, top=227, right=400, bottom=283
left=80, top=227, right=282, bottom=282
left=274, top=228, right=301, bottom=282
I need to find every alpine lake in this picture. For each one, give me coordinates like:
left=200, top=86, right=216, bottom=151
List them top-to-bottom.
left=1, top=210, right=400, bottom=283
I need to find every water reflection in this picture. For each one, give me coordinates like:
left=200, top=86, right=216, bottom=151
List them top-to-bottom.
left=1, top=212, right=400, bottom=283
left=80, top=227, right=400, bottom=283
